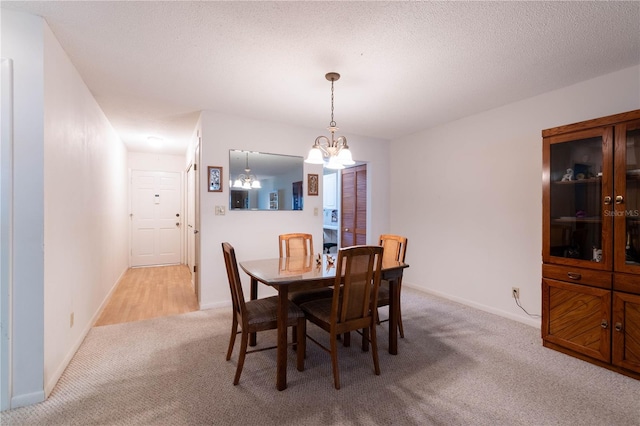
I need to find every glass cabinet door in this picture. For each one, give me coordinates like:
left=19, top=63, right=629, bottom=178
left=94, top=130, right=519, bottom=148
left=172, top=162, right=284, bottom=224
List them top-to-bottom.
left=614, top=120, right=640, bottom=273
left=543, top=128, right=613, bottom=269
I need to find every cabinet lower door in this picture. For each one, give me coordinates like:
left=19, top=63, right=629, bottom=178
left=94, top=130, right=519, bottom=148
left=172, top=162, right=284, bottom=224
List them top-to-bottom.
left=542, top=278, right=611, bottom=362
left=612, top=292, right=640, bottom=374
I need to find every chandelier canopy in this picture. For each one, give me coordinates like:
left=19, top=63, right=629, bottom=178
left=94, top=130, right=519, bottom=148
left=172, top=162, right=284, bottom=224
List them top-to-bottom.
left=305, top=72, right=354, bottom=170
left=232, top=152, right=261, bottom=189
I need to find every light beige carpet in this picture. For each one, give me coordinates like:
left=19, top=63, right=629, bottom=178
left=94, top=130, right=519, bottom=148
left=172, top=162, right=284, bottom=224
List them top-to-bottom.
left=2, top=288, right=639, bottom=425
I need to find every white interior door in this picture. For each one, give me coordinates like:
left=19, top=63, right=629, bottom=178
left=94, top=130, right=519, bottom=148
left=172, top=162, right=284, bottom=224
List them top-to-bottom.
left=131, top=170, right=182, bottom=267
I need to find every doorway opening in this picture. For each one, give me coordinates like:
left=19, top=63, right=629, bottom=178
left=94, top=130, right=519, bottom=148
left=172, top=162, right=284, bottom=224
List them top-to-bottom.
left=322, top=163, right=367, bottom=253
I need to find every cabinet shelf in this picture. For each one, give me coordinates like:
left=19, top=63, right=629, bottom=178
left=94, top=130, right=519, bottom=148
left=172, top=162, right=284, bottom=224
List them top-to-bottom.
left=627, top=169, right=640, bottom=180
left=552, top=177, right=601, bottom=185
left=551, top=217, right=602, bottom=223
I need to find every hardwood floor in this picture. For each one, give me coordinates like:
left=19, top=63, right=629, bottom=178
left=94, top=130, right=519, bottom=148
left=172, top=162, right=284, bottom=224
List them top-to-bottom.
left=94, top=264, right=199, bottom=327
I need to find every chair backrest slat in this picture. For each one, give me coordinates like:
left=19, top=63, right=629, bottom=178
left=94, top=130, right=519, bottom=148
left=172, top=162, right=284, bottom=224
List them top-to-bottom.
left=279, top=233, right=313, bottom=258
left=379, top=234, right=407, bottom=264
left=332, top=245, right=383, bottom=326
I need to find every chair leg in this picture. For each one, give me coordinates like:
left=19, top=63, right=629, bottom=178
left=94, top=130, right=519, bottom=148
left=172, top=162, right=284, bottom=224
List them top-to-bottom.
left=398, top=280, right=405, bottom=338
left=226, top=316, right=238, bottom=361
left=296, top=318, right=306, bottom=371
left=370, top=324, right=381, bottom=376
left=292, top=326, right=298, bottom=351
left=361, top=327, right=369, bottom=352
left=233, top=330, right=249, bottom=385
left=343, top=331, right=351, bottom=347
left=330, top=332, right=341, bottom=390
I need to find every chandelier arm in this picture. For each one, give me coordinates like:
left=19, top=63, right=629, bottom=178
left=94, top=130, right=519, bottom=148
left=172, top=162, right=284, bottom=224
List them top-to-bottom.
left=314, top=136, right=331, bottom=154
left=335, top=136, right=348, bottom=148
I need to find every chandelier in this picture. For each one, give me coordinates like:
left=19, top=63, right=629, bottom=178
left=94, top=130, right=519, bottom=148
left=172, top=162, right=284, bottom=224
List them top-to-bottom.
left=305, top=72, right=354, bottom=170
left=232, top=152, right=261, bottom=189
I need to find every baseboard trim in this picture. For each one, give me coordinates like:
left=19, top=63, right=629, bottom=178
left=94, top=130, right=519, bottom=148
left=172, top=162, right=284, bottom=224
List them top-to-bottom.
left=403, top=282, right=541, bottom=328
left=199, top=300, right=230, bottom=310
left=11, top=390, right=45, bottom=409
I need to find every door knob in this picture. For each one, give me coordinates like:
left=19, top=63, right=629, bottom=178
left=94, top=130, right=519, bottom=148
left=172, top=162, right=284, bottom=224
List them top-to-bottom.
left=615, top=195, right=624, bottom=204
left=604, top=196, right=612, bottom=205
left=176, top=222, right=180, bottom=227
left=194, top=230, right=199, bottom=234
left=600, top=320, right=608, bottom=329
left=615, top=322, right=622, bottom=332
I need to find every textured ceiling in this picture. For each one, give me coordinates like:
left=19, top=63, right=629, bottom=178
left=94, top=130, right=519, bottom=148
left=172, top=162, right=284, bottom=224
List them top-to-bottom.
left=3, top=1, right=640, bottom=155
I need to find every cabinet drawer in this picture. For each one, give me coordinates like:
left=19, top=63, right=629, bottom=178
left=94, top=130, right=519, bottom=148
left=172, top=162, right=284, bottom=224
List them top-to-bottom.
left=542, top=264, right=612, bottom=289
left=614, top=273, right=640, bottom=295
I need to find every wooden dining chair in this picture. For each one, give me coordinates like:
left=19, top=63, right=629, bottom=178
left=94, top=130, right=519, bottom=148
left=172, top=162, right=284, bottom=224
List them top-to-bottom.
left=279, top=233, right=334, bottom=306
left=279, top=233, right=313, bottom=258
left=377, top=234, right=408, bottom=338
left=222, top=242, right=306, bottom=385
left=300, top=245, right=384, bottom=389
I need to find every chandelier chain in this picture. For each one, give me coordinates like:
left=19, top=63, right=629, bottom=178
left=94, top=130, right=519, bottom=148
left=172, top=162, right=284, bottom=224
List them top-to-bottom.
left=330, top=79, right=336, bottom=127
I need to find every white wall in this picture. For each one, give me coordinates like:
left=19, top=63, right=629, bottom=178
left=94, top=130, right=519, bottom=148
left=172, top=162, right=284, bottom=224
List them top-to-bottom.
left=1, top=9, right=46, bottom=408
left=2, top=11, right=131, bottom=408
left=43, top=23, right=129, bottom=398
left=391, top=65, right=640, bottom=327
left=198, top=111, right=390, bottom=309
left=128, top=152, right=186, bottom=172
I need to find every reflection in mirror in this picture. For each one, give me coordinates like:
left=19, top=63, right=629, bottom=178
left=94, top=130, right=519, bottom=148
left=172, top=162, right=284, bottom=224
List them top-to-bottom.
left=229, top=150, right=304, bottom=211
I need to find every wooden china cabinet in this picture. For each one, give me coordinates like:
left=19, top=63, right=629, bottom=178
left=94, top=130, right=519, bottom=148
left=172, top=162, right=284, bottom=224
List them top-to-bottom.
left=542, top=109, right=640, bottom=380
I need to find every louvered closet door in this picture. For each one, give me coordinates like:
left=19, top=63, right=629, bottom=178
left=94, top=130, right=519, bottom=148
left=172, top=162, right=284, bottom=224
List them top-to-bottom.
left=341, top=165, right=367, bottom=247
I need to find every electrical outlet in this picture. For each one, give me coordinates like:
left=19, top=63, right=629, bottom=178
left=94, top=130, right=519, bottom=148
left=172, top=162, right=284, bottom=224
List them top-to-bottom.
left=512, top=287, right=520, bottom=299
left=70, top=312, right=74, bottom=328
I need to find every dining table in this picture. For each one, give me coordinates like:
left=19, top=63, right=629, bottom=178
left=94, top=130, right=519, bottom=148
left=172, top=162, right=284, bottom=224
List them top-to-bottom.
left=239, top=254, right=409, bottom=391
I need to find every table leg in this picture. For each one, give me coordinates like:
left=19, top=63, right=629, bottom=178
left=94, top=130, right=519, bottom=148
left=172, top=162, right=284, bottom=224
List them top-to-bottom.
left=250, top=278, right=258, bottom=347
left=388, top=278, right=398, bottom=355
left=276, top=286, right=289, bottom=391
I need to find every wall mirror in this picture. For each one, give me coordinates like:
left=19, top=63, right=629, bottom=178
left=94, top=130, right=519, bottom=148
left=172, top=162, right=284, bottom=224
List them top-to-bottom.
left=229, top=150, right=304, bottom=211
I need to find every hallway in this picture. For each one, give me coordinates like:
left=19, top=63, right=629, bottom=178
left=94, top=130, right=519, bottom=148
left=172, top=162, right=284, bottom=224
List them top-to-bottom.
left=94, top=265, right=199, bottom=326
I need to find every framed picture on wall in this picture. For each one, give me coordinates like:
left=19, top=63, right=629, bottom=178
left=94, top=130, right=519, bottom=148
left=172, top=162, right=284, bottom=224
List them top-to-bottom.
left=208, top=166, right=223, bottom=192
left=307, top=173, right=319, bottom=196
